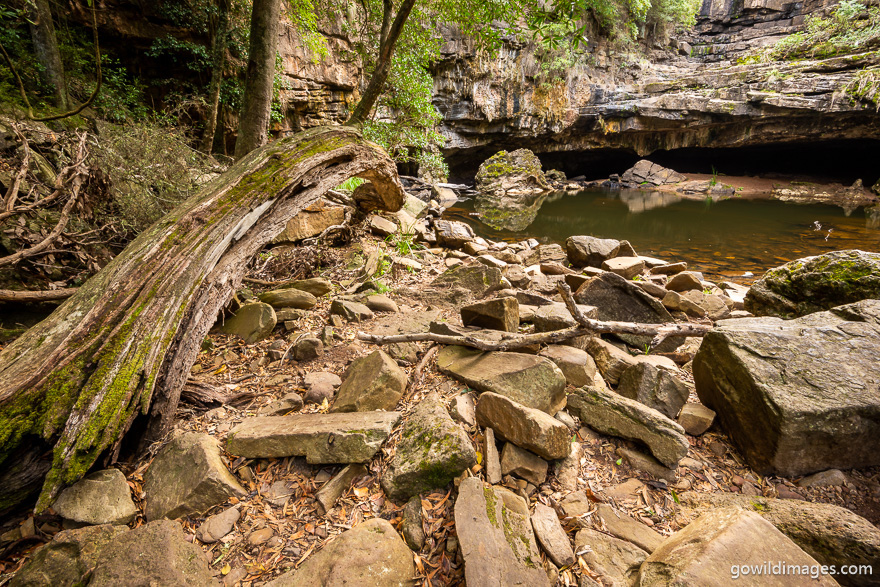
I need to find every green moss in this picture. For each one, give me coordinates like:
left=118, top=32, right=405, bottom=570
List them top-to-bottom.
left=484, top=486, right=498, bottom=527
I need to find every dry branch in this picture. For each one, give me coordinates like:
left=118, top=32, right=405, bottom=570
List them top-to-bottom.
left=0, top=288, right=78, bottom=303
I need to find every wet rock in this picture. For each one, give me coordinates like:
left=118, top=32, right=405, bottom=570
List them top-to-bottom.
left=475, top=148, right=550, bottom=196
left=620, top=160, right=685, bottom=187
left=434, top=219, right=476, bottom=248
left=566, top=236, right=621, bottom=268
left=745, top=250, right=880, bottom=318
left=602, top=256, right=646, bottom=279
left=431, top=263, right=503, bottom=297
left=665, top=271, right=703, bottom=292
left=575, top=272, right=679, bottom=351
left=281, top=277, right=332, bottom=297
left=258, top=288, right=317, bottom=310
left=363, top=294, right=399, bottom=313
left=460, top=297, right=519, bottom=332
left=329, top=299, right=374, bottom=323
left=693, top=299, right=880, bottom=476
left=216, top=302, right=276, bottom=344
left=584, top=336, right=638, bottom=385
left=437, top=345, right=566, bottom=414
left=332, top=349, right=407, bottom=413
left=617, top=362, right=689, bottom=419
left=567, top=386, right=689, bottom=468
left=475, top=392, right=571, bottom=460
left=381, top=393, right=477, bottom=501
left=677, top=403, right=715, bottom=435
left=226, top=411, right=400, bottom=463
left=485, top=427, right=502, bottom=484
left=144, top=432, right=245, bottom=521
left=500, top=443, right=548, bottom=485
left=616, top=447, right=676, bottom=482
left=315, top=464, right=367, bottom=514
left=52, top=469, right=136, bottom=526
left=798, top=469, right=847, bottom=488
left=454, top=477, right=550, bottom=587
left=402, top=497, right=425, bottom=550
left=531, top=503, right=575, bottom=567
left=595, top=503, right=664, bottom=553
left=196, top=506, right=240, bottom=543
left=639, top=508, right=835, bottom=586
left=266, top=518, right=414, bottom=586
left=89, top=520, right=216, bottom=586
left=10, top=524, right=128, bottom=587
left=574, top=527, right=647, bottom=586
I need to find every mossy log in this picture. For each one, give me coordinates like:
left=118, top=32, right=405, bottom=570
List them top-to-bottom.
left=0, top=126, right=403, bottom=513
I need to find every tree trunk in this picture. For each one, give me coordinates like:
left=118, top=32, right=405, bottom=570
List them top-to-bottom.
left=26, top=0, right=69, bottom=111
left=200, top=0, right=231, bottom=153
left=234, top=0, right=281, bottom=158
left=346, top=0, right=417, bottom=125
left=0, top=126, right=404, bottom=514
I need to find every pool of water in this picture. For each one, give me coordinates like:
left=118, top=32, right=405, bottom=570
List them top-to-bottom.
left=444, top=189, right=880, bottom=282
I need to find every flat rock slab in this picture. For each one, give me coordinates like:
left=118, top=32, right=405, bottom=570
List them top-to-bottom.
left=431, top=263, right=503, bottom=297
left=694, top=299, right=880, bottom=476
left=437, top=345, right=566, bottom=415
left=539, top=345, right=597, bottom=387
left=331, top=349, right=407, bottom=413
left=567, top=386, right=688, bottom=468
left=475, top=392, right=571, bottom=460
left=381, top=393, right=477, bottom=501
left=226, top=412, right=400, bottom=463
left=144, top=432, right=245, bottom=521
left=500, top=442, right=548, bottom=485
left=52, top=469, right=136, bottom=526
left=454, top=477, right=549, bottom=587
left=531, top=503, right=576, bottom=567
left=595, top=503, right=664, bottom=553
left=639, top=508, right=836, bottom=586
left=266, top=518, right=414, bottom=586
left=575, top=527, right=647, bottom=586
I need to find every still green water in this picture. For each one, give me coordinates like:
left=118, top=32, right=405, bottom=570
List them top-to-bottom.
left=445, top=189, right=880, bottom=282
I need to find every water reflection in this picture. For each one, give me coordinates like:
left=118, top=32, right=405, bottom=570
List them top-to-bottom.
left=447, top=189, right=880, bottom=280
left=474, top=191, right=552, bottom=231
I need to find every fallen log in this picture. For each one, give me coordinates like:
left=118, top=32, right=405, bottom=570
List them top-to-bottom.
left=0, top=126, right=404, bottom=513
left=357, top=282, right=712, bottom=350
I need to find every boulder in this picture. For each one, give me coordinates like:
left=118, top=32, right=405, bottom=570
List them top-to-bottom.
left=475, top=149, right=550, bottom=196
left=620, top=160, right=685, bottom=187
left=272, top=203, right=345, bottom=243
left=369, top=214, right=398, bottom=236
left=433, top=219, right=475, bottom=248
left=565, top=236, right=621, bottom=268
left=744, top=250, right=880, bottom=318
left=601, top=257, right=646, bottom=279
left=431, top=263, right=503, bottom=297
left=665, top=271, right=703, bottom=292
left=575, top=272, right=679, bottom=351
left=279, top=277, right=332, bottom=297
left=258, top=288, right=317, bottom=310
left=662, top=290, right=706, bottom=317
left=681, top=290, right=731, bottom=320
left=363, top=294, right=399, bottom=313
left=460, top=297, right=519, bottom=332
left=329, top=299, right=374, bottom=323
left=693, top=300, right=880, bottom=476
left=216, top=302, right=276, bottom=344
left=293, top=336, right=323, bottom=361
left=584, top=336, right=638, bottom=385
left=437, top=345, right=566, bottom=414
left=538, top=345, right=597, bottom=387
left=332, top=350, right=407, bottom=413
left=617, top=362, right=689, bottom=419
left=567, top=386, right=688, bottom=468
left=475, top=392, right=571, bottom=460
left=381, top=393, right=477, bottom=501
left=449, top=393, right=477, bottom=426
left=677, top=403, right=715, bottom=436
left=226, top=411, right=400, bottom=463
left=144, top=432, right=245, bottom=521
left=500, top=443, right=548, bottom=485
left=616, top=447, right=676, bottom=482
left=52, top=469, right=136, bottom=526
left=454, top=477, right=550, bottom=587
left=679, top=492, right=880, bottom=587
left=531, top=503, right=576, bottom=567
left=195, top=506, right=240, bottom=543
left=639, top=508, right=836, bottom=586
left=265, top=518, right=414, bottom=587
left=89, top=520, right=217, bottom=586
left=10, top=524, right=128, bottom=587
left=574, top=528, right=647, bottom=586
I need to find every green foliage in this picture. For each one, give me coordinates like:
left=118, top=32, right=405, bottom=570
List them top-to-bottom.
left=844, top=66, right=880, bottom=109
left=335, top=177, right=367, bottom=190
left=385, top=227, right=424, bottom=258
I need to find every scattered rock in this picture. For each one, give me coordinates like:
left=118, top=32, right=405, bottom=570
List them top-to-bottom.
left=620, top=160, right=685, bottom=187
left=273, top=203, right=345, bottom=243
left=369, top=215, right=398, bottom=236
left=434, top=219, right=476, bottom=248
left=566, top=236, right=621, bottom=268
left=745, top=250, right=880, bottom=318
left=602, top=256, right=646, bottom=279
left=650, top=262, right=687, bottom=275
left=431, top=263, right=503, bottom=297
left=665, top=271, right=703, bottom=292
left=281, top=277, right=332, bottom=297
left=258, top=288, right=317, bottom=310
left=662, top=290, right=706, bottom=317
left=363, top=294, right=399, bottom=313
left=460, top=297, right=519, bottom=332
left=329, top=299, right=374, bottom=323
left=694, top=299, right=880, bottom=476
left=216, top=302, right=276, bottom=344
left=293, top=336, right=323, bottom=361
left=584, top=336, right=637, bottom=385
left=437, top=345, right=566, bottom=414
left=332, top=349, right=407, bottom=413
left=616, top=362, right=689, bottom=419
left=304, top=371, right=342, bottom=388
left=567, top=386, right=689, bottom=468
left=475, top=392, right=571, bottom=460
left=381, top=393, right=477, bottom=501
left=449, top=393, right=477, bottom=426
left=677, top=403, right=715, bottom=435
left=226, top=411, right=400, bottom=463
left=485, top=428, right=502, bottom=484
left=144, top=432, right=245, bottom=521
left=555, top=441, right=582, bottom=491
left=500, top=443, right=548, bottom=485
left=616, top=447, right=676, bottom=482
left=315, top=464, right=367, bottom=514
left=52, top=469, right=136, bottom=526
left=798, top=469, right=847, bottom=488
left=454, top=477, right=550, bottom=586
left=605, top=478, right=647, bottom=501
left=560, top=491, right=593, bottom=518
left=401, top=497, right=425, bottom=551
left=531, top=503, right=576, bottom=567
left=595, top=503, right=664, bottom=553
left=196, top=506, right=240, bottom=543
left=266, top=518, right=414, bottom=586
left=248, top=527, right=274, bottom=546
left=575, top=527, right=647, bottom=586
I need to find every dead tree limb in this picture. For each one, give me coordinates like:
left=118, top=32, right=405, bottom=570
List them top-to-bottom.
left=0, top=126, right=404, bottom=514
left=0, top=288, right=78, bottom=303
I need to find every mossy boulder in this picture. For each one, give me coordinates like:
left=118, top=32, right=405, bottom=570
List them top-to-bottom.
left=475, top=149, right=551, bottom=196
left=744, top=250, right=880, bottom=318
left=215, top=302, right=276, bottom=344
left=331, top=349, right=407, bottom=413
left=380, top=393, right=477, bottom=501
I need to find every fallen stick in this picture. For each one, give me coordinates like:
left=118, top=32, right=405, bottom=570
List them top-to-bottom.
left=0, top=288, right=78, bottom=303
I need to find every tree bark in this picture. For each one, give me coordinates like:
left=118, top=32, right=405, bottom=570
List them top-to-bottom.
left=26, top=0, right=69, bottom=111
left=200, top=0, right=231, bottom=154
left=234, top=0, right=281, bottom=158
left=345, top=0, right=417, bottom=125
left=0, top=126, right=404, bottom=514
